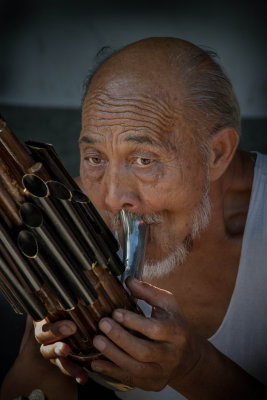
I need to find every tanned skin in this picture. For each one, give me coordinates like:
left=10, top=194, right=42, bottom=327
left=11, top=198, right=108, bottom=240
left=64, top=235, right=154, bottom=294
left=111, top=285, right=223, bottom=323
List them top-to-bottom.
left=1, top=38, right=266, bottom=400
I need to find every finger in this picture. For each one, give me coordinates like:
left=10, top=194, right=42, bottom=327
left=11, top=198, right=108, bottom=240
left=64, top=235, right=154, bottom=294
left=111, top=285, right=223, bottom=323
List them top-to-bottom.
left=126, top=277, right=178, bottom=312
left=112, top=308, right=181, bottom=341
left=98, top=317, right=167, bottom=362
left=34, top=319, right=77, bottom=345
left=92, top=334, right=156, bottom=377
left=40, top=341, right=71, bottom=359
left=90, top=354, right=163, bottom=391
left=50, top=357, right=88, bottom=384
left=90, top=359, right=136, bottom=388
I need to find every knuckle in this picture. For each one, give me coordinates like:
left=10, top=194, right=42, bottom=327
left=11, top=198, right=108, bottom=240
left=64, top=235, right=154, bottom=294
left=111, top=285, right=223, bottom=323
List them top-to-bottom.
left=125, top=310, right=136, bottom=322
left=34, top=321, right=53, bottom=344
left=149, top=322, right=163, bottom=339
left=110, top=326, right=123, bottom=342
left=35, top=332, right=43, bottom=344
left=40, top=343, right=56, bottom=360
left=157, top=343, right=173, bottom=363
left=39, top=344, right=47, bottom=357
left=136, top=346, right=153, bottom=362
left=134, top=364, right=145, bottom=378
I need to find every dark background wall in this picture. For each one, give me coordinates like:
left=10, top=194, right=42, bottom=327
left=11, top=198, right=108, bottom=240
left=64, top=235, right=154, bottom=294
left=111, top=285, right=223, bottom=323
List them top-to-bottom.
left=0, top=0, right=266, bottom=390
left=1, top=0, right=267, bottom=176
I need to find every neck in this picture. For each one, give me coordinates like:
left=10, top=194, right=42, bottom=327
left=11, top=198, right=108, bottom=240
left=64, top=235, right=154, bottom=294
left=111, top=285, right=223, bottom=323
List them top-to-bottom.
left=148, top=150, right=256, bottom=285
left=146, top=151, right=257, bottom=337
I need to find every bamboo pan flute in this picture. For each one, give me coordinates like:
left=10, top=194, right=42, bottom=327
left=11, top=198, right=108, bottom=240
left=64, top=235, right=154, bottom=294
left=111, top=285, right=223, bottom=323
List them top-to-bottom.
left=0, top=115, right=143, bottom=369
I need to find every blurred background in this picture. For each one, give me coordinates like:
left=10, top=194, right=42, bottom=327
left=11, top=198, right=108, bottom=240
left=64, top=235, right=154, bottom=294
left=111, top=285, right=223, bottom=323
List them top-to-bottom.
left=0, top=0, right=266, bottom=392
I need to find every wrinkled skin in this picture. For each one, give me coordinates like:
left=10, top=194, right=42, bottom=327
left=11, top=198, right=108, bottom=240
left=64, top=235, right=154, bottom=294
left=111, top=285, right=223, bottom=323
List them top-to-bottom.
left=2, top=38, right=266, bottom=400
left=35, top=38, right=212, bottom=391
left=79, top=86, right=207, bottom=265
left=35, top=278, right=204, bottom=391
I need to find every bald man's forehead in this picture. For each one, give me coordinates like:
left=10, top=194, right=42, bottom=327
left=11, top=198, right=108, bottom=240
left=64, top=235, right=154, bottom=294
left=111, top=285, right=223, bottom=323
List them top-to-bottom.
left=88, top=42, right=188, bottom=102
left=83, top=48, right=191, bottom=148
left=88, top=68, right=183, bottom=102
left=80, top=84, right=195, bottom=158
left=82, top=88, right=179, bottom=133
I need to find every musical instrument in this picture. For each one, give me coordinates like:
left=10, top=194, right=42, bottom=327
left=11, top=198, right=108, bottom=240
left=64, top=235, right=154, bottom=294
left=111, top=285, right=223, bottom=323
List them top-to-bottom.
left=0, top=115, right=148, bottom=391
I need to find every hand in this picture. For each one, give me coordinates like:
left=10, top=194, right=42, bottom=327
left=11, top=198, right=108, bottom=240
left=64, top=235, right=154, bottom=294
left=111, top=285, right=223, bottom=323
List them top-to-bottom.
left=90, top=277, right=204, bottom=391
left=33, top=318, right=89, bottom=384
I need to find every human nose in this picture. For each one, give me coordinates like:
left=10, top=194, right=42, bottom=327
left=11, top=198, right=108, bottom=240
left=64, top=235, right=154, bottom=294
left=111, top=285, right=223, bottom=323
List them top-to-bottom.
left=103, top=165, right=141, bottom=214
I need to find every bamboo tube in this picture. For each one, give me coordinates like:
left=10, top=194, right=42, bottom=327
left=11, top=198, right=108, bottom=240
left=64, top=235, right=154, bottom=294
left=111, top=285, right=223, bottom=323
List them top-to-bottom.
left=0, top=116, right=33, bottom=173
left=0, top=180, right=22, bottom=227
left=19, top=201, right=97, bottom=307
left=0, top=253, right=47, bottom=321
left=0, top=273, right=24, bottom=315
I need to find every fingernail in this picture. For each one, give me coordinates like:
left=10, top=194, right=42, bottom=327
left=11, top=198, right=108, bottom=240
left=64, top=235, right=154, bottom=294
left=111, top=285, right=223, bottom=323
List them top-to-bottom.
left=126, top=277, right=141, bottom=284
left=132, top=277, right=141, bottom=284
left=113, top=310, right=123, bottom=322
left=99, top=319, right=111, bottom=334
left=59, top=324, right=75, bottom=335
left=93, top=336, right=106, bottom=351
left=55, top=343, right=65, bottom=357
left=91, top=361, right=102, bottom=372
left=76, top=376, right=86, bottom=384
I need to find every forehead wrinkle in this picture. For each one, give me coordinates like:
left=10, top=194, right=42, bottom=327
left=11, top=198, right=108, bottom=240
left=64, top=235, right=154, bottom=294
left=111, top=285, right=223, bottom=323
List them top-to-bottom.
left=82, top=90, right=184, bottom=153
left=86, top=90, right=177, bottom=117
left=83, top=92, right=178, bottom=134
left=90, top=100, right=175, bottom=129
left=79, top=127, right=178, bottom=154
left=122, top=132, right=177, bottom=153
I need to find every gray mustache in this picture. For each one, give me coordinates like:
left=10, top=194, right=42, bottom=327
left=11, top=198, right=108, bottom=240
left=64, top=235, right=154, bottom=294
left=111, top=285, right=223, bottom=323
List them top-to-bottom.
left=112, top=211, right=162, bottom=226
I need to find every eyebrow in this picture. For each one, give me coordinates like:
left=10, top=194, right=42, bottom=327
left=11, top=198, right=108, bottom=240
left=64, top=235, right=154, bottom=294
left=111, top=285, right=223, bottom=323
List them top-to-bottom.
left=124, top=133, right=177, bottom=152
left=79, top=134, right=164, bottom=148
left=123, top=134, right=162, bottom=148
left=79, top=136, right=102, bottom=145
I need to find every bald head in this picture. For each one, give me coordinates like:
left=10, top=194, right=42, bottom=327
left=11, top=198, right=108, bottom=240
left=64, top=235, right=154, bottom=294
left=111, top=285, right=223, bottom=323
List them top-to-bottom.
left=84, top=37, right=240, bottom=142
left=89, top=38, right=192, bottom=90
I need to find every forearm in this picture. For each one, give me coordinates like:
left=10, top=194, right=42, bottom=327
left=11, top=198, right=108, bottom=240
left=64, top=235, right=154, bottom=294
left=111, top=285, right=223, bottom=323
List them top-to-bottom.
left=170, top=340, right=267, bottom=400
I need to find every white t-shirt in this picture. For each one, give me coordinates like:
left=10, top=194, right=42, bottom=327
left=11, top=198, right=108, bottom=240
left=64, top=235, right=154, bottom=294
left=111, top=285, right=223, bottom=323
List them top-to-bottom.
left=116, top=152, right=267, bottom=399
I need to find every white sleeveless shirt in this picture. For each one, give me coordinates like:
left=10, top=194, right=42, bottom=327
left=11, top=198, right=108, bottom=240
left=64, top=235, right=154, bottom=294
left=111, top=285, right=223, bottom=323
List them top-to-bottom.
left=116, top=152, right=267, bottom=399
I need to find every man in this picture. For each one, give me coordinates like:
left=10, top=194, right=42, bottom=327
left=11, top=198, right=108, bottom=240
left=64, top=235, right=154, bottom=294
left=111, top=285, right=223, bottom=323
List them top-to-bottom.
left=1, top=37, right=267, bottom=399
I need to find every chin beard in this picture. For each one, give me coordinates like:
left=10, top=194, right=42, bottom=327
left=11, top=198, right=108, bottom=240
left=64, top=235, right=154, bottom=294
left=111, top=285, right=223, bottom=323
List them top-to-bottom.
left=141, top=176, right=211, bottom=282
left=141, top=235, right=192, bottom=281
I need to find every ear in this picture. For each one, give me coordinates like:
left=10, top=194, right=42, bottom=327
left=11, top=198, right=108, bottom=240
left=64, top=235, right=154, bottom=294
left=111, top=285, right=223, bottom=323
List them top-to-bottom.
left=208, top=127, right=239, bottom=182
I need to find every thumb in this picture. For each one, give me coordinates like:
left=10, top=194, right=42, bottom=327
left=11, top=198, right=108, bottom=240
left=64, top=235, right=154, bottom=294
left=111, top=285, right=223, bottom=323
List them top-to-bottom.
left=126, top=277, right=178, bottom=314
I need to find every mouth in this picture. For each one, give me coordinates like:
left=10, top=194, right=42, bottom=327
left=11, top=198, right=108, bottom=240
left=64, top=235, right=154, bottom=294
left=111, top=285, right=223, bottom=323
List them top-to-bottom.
left=102, top=209, right=162, bottom=257
left=113, top=210, right=162, bottom=227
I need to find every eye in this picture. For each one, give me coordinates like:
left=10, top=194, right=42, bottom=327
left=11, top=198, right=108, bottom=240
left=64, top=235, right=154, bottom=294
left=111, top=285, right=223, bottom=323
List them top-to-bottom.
left=84, top=153, right=105, bottom=166
left=87, top=156, right=102, bottom=165
left=135, top=157, right=153, bottom=166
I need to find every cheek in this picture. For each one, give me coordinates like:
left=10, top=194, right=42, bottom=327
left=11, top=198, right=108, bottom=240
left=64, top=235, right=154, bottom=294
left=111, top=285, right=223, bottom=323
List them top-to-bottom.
left=80, top=163, right=100, bottom=203
left=136, top=166, right=185, bottom=211
left=141, top=171, right=206, bottom=216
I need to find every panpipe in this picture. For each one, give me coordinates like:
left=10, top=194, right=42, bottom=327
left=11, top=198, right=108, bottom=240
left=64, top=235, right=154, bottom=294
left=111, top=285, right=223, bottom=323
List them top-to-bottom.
left=0, top=115, right=148, bottom=391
